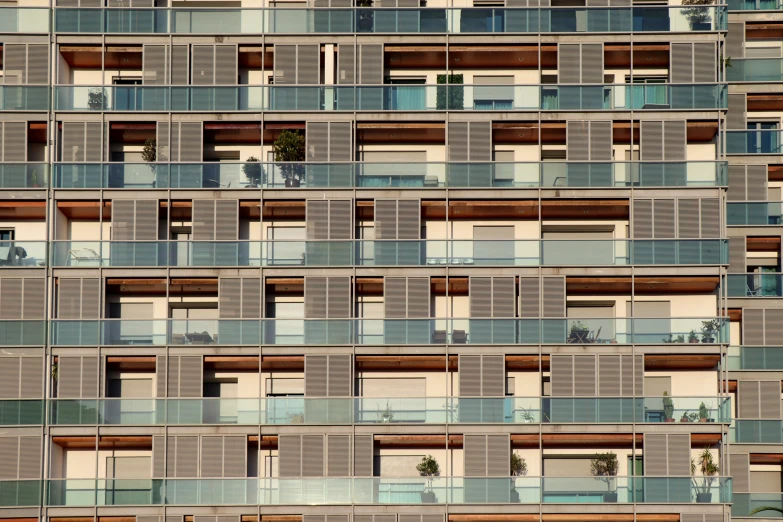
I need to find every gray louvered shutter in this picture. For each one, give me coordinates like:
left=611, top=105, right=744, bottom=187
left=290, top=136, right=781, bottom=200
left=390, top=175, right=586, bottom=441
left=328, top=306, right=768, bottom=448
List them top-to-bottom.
left=726, top=22, right=745, bottom=59
left=671, top=43, right=693, bottom=83
left=693, top=43, right=716, bottom=82
left=27, top=44, right=48, bottom=84
left=338, top=44, right=355, bottom=85
left=558, top=44, right=580, bottom=84
left=580, top=44, right=603, bottom=84
left=3, top=45, right=26, bottom=84
left=143, top=45, right=168, bottom=85
left=192, top=45, right=215, bottom=85
left=215, top=45, right=238, bottom=85
left=274, top=45, right=296, bottom=85
left=297, top=45, right=320, bottom=85
left=359, top=45, right=383, bottom=85
left=171, top=46, right=189, bottom=85
left=727, top=94, right=747, bottom=130
left=156, top=121, right=170, bottom=161
left=567, top=121, right=589, bottom=161
left=589, top=121, right=612, bottom=160
left=640, top=121, right=663, bottom=161
left=663, top=121, right=686, bottom=161
left=2, top=122, right=27, bottom=162
left=61, top=122, right=85, bottom=162
left=85, top=122, right=102, bottom=162
left=178, top=122, right=202, bottom=162
left=307, top=122, right=329, bottom=161
left=329, top=122, right=353, bottom=162
left=448, top=122, right=469, bottom=162
left=469, top=122, right=492, bottom=162
left=727, top=165, right=746, bottom=201
left=746, top=165, right=768, bottom=200
left=700, top=198, right=720, bottom=238
left=192, top=199, right=215, bottom=240
left=216, top=199, right=239, bottom=239
left=329, top=199, right=353, bottom=239
left=654, top=199, right=676, bottom=239
left=677, top=199, right=700, bottom=239
left=111, top=200, right=134, bottom=240
left=306, top=200, right=328, bottom=240
left=375, top=200, right=397, bottom=239
left=398, top=200, right=421, bottom=239
left=728, top=236, right=746, bottom=274
left=542, top=276, right=565, bottom=317
left=305, top=277, right=328, bottom=318
left=327, top=277, right=352, bottom=318
left=384, top=277, right=406, bottom=318
left=407, top=277, right=430, bottom=318
left=470, top=277, right=492, bottom=318
left=492, top=277, right=516, bottom=317
left=519, top=277, right=540, bottom=317
left=242, top=278, right=262, bottom=318
left=22, top=279, right=45, bottom=320
left=57, top=279, right=81, bottom=319
left=219, top=279, right=242, bottom=319
left=0, top=280, right=22, bottom=320
left=743, top=309, right=764, bottom=345
left=765, top=309, right=783, bottom=350
left=327, top=354, right=352, bottom=397
left=305, top=355, right=328, bottom=396
left=482, top=355, right=505, bottom=397
left=551, top=355, right=574, bottom=397
left=599, top=355, right=621, bottom=397
left=618, top=355, right=643, bottom=397
left=58, top=356, right=99, bottom=398
left=156, top=356, right=167, bottom=398
left=179, top=356, right=202, bottom=398
left=459, top=356, right=482, bottom=397
left=574, top=356, right=596, bottom=396
left=0, top=357, right=40, bottom=399
left=167, top=357, right=180, bottom=398
left=0, top=359, right=20, bottom=399
left=738, top=380, right=760, bottom=418
left=760, top=381, right=781, bottom=418
left=302, top=434, right=325, bottom=477
left=643, top=434, right=668, bottom=476
left=666, top=434, right=691, bottom=476
left=152, top=435, right=165, bottom=477
left=279, top=435, right=302, bottom=477
left=327, top=435, right=351, bottom=477
left=353, top=435, right=373, bottom=476
left=464, top=435, right=487, bottom=476
left=486, top=435, right=509, bottom=476
left=18, top=436, right=41, bottom=479
left=170, top=436, right=199, bottom=478
left=200, top=436, right=223, bottom=478
left=224, top=436, right=246, bottom=477
left=0, top=438, right=17, bottom=479
left=729, top=454, right=750, bottom=493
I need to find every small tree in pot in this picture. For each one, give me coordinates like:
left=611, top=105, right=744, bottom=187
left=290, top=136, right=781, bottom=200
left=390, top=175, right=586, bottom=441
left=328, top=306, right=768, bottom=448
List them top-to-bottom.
left=680, top=0, right=713, bottom=30
left=88, top=87, right=107, bottom=110
left=273, top=130, right=306, bottom=187
left=243, top=156, right=263, bottom=187
left=662, top=392, right=675, bottom=422
left=698, top=402, right=712, bottom=422
left=692, top=448, right=720, bottom=503
left=591, top=452, right=619, bottom=502
left=510, top=453, right=527, bottom=503
left=416, top=455, right=440, bottom=503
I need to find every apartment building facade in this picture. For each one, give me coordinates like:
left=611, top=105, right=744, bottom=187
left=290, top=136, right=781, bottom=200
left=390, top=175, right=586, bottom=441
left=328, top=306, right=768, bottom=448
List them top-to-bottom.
left=0, top=1, right=780, bottom=522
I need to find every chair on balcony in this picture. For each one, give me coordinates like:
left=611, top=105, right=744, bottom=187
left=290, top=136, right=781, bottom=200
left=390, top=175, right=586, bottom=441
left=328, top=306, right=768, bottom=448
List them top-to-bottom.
left=68, top=248, right=100, bottom=266
left=747, top=285, right=760, bottom=297
left=432, top=330, right=447, bottom=344
left=452, top=330, right=467, bottom=344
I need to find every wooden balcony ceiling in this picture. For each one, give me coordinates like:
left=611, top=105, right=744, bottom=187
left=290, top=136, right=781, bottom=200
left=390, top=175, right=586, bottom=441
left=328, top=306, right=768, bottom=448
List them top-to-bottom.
left=746, top=21, right=783, bottom=39
left=59, top=45, right=142, bottom=69
left=238, top=46, right=273, bottom=69
left=748, top=94, right=783, bottom=112
left=108, top=123, right=156, bottom=145
left=205, top=123, right=262, bottom=144
left=357, top=123, right=445, bottom=144
left=769, top=165, right=783, bottom=181
left=0, top=201, right=46, bottom=220
left=747, top=236, right=781, bottom=252
left=566, top=276, right=720, bottom=294
left=105, top=356, right=156, bottom=371
left=52, top=435, right=153, bottom=449
left=750, top=454, right=783, bottom=465
left=450, top=516, right=678, bottom=522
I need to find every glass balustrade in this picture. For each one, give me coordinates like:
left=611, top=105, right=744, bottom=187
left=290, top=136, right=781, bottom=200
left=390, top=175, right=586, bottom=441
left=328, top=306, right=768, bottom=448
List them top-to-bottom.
left=728, top=0, right=781, bottom=8
left=53, top=6, right=727, bottom=34
left=0, top=8, right=51, bottom=32
left=727, top=58, right=783, bottom=82
left=54, top=84, right=725, bottom=112
left=0, top=86, right=50, bottom=111
left=726, top=130, right=783, bottom=154
left=52, top=161, right=727, bottom=189
left=0, top=164, right=49, bottom=188
left=727, top=202, right=783, bottom=225
left=49, top=239, right=727, bottom=267
left=0, top=241, right=47, bottom=267
left=727, top=273, right=783, bottom=297
left=49, top=317, right=729, bottom=346
left=0, top=321, right=46, bottom=345
left=726, top=347, right=783, bottom=370
left=46, top=396, right=730, bottom=425
left=0, top=400, right=45, bottom=425
left=731, top=419, right=783, bottom=443
left=44, top=476, right=733, bottom=506
left=0, top=480, right=43, bottom=506
left=733, top=493, right=783, bottom=518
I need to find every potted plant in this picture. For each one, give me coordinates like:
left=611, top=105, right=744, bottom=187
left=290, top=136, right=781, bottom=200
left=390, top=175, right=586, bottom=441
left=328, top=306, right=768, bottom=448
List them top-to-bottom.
left=356, top=0, right=374, bottom=32
left=680, top=0, right=713, bottom=31
left=436, top=74, right=464, bottom=110
left=87, top=87, right=107, bottom=110
left=273, top=130, right=306, bottom=187
left=243, top=156, right=263, bottom=187
left=30, top=169, right=40, bottom=188
left=701, top=319, right=720, bottom=343
left=568, top=321, right=589, bottom=342
left=688, top=330, right=700, bottom=343
left=663, top=334, right=685, bottom=343
left=663, top=392, right=675, bottom=422
left=377, top=400, right=394, bottom=423
left=698, top=402, right=711, bottom=422
left=518, top=408, right=536, bottom=423
left=681, top=410, right=691, bottom=423
left=692, top=448, right=719, bottom=503
left=510, top=452, right=527, bottom=503
left=590, top=452, right=619, bottom=502
left=416, top=455, right=440, bottom=503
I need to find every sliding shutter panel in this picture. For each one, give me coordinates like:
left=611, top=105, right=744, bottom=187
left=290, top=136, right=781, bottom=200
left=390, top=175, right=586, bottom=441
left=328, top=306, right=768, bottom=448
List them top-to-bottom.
left=726, top=22, right=745, bottom=59
left=671, top=43, right=693, bottom=83
left=693, top=43, right=716, bottom=83
left=338, top=44, right=356, bottom=85
left=558, top=44, right=580, bottom=84
left=580, top=44, right=603, bottom=84
left=3, top=45, right=26, bottom=84
left=143, top=45, right=168, bottom=85
left=192, top=45, right=215, bottom=85
left=273, top=45, right=296, bottom=85
left=297, top=45, right=320, bottom=85
left=359, top=45, right=383, bottom=85
left=171, top=46, right=189, bottom=85
left=215, top=46, right=238, bottom=85
left=727, top=94, right=747, bottom=130
left=156, top=121, right=170, bottom=161
left=468, top=121, right=492, bottom=162
left=567, top=121, right=589, bottom=160
left=589, top=121, right=612, bottom=161
left=640, top=121, right=664, bottom=161
left=663, top=121, right=686, bottom=161
left=0, top=122, right=26, bottom=162
left=62, top=122, right=102, bottom=163
left=178, top=122, right=203, bottom=162
left=306, top=122, right=329, bottom=161
left=329, top=122, right=353, bottom=162
left=448, top=122, right=469, bottom=161
left=746, top=165, right=768, bottom=200
left=700, top=198, right=720, bottom=238
left=216, top=199, right=239, bottom=239
left=329, top=199, right=353, bottom=239
left=654, top=199, right=676, bottom=239
left=677, top=199, right=700, bottom=238
left=193, top=200, right=216, bottom=240
left=306, top=200, right=328, bottom=239
left=375, top=200, right=397, bottom=239
left=542, top=276, right=565, bottom=317
left=305, top=277, right=328, bottom=318
left=327, top=277, right=351, bottom=318
left=384, top=277, right=406, bottom=318
left=407, top=277, right=430, bottom=318
left=469, top=277, right=492, bottom=318
left=519, top=277, right=541, bottom=317
left=22, top=278, right=45, bottom=320
left=57, top=278, right=101, bottom=319
left=219, top=279, right=241, bottom=319
left=743, top=309, right=764, bottom=345
left=765, top=309, right=783, bottom=349
left=327, top=354, right=352, bottom=397
left=304, top=355, right=328, bottom=397
left=482, top=355, right=505, bottom=397
left=550, top=355, right=574, bottom=397
left=598, top=355, right=621, bottom=397
left=0, top=356, right=43, bottom=399
left=58, top=356, right=99, bottom=398
left=156, top=356, right=167, bottom=398
left=459, top=356, right=482, bottom=397
left=573, top=356, right=597, bottom=396
left=738, top=380, right=761, bottom=418
left=759, top=381, right=781, bottom=418
left=302, top=434, right=325, bottom=477
left=643, top=434, right=668, bottom=476
left=667, top=434, right=691, bottom=476
left=279, top=435, right=303, bottom=477
left=326, top=435, right=351, bottom=477
left=354, top=435, right=373, bottom=476
left=464, top=435, right=487, bottom=476
left=486, top=435, right=509, bottom=476
left=0, top=436, right=42, bottom=480
left=152, top=436, right=165, bottom=477
left=200, top=437, right=223, bottom=478
left=729, top=454, right=750, bottom=493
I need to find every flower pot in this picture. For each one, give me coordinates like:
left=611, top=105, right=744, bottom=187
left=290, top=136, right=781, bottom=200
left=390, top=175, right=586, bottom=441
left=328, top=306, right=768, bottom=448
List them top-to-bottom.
left=691, top=22, right=711, bottom=30
left=285, top=178, right=301, bottom=188
left=702, top=337, right=715, bottom=343
left=689, top=339, right=700, bottom=343
left=681, top=417, right=690, bottom=423
left=665, top=418, right=675, bottom=422
left=699, top=418, right=708, bottom=422
left=707, top=418, right=715, bottom=422
left=510, top=490, right=520, bottom=503
left=420, top=491, right=437, bottom=503
left=603, top=492, right=618, bottom=503
left=696, top=493, right=712, bottom=503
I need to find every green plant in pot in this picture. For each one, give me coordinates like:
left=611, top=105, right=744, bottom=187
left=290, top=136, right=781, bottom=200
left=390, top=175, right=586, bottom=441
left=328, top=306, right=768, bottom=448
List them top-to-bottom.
left=356, top=0, right=374, bottom=32
left=680, top=0, right=713, bottom=30
left=87, top=87, right=107, bottom=110
left=273, top=130, right=306, bottom=187
left=141, top=138, right=157, bottom=184
left=243, top=156, right=263, bottom=187
left=701, top=319, right=720, bottom=343
left=568, top=321, right=589, bottom=342
left=688, top=330, right=700, bottom=343
left=662, top=392, right=675, bottom=422
left=377, top=400, right=394, bottom=423
left=698, top=402, right=712, bottom=422
left=691, top=448, right=719, bottom=503
left=510, top=452, right=527, bottom=503
left=591, top=452, right=619, bottom=502
left=416, top=455, right=440, bottom=503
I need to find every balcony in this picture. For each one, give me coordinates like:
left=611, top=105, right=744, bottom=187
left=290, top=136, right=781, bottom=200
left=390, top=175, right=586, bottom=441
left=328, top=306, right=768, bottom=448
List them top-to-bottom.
left=727, top=0, right=781, bottom=9
left=52, top=6, right=726, bottom=34
left=0, top=8, right=50, bottom=32
left=726, top=58, right=783, bottom=82
left=54, top=84, right=726, bottom=112
left=0, top=86, right=50, bottom=111
left=726, top=130, right=783, bottom=155
left=52, top=161, right=728, bottom=189
left=0, top=164, right=49, bottom=189
left=726, top=202, right=783, bottom=225
left=50, top=239, right=727, bottom=268
left=0, top=241, right=48, bottom=267
left=727, top=273, right=783, bottom=297
left=49, top=317, right=730, bottom=346
left=0, top=321, right=46, bottom=345
left=727, top=347, right=783, bottom=370
left=46, top=396, right=731, bottom=425
left=0, top=400, right=45, bottom=425
left=731, top=419, right=783, bottom=443
left=43, top=476, right=732, bottom=506
left=0, top=480, right=42, bottom=507
left=733, top=494, right=783, bottom=518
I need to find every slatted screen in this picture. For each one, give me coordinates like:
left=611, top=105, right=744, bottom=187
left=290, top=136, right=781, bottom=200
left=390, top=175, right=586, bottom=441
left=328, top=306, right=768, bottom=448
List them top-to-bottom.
left=670, top=42, right=716, bottom=82
left=558, top=43, right=603, bottom=84
left=3, top=44, right=48, bottom=84
left=727, top=94, right=747, bottom=130
left=448, top=121, right=491, bottom=161
left=0, top=122, right=28, bottom=162
left=61, top=122, right=103, bottom=162
left=306, top=122, right=353, bottom=161
left=193, top=199, right=238, bottom=240
left=374, top=200, right=421, bottom=239
left=305, top=277, right=352, bottom=318
left=385, top=277, right=430, bottom=318
left=469, top=277, right=516, bottom=317
left=57, top=278, right=100, bottom=319
left=219, top=278, right=263, bottom=319
left=0, top=354, right=43, bottom=399
left=304, top=354, right=353, bottom=397
left=58, top=355, right=99, bottom=398
left=459, top=355, right=505, bottom=397
left=165, top=356, right=203, bottom=398
left=738, top=380, right=782, bottom=418
left=643, top=433, right=691, bottom=476
left=464, top=434, right=509, bottom=476
left=0, top=435, right=42, bottom=479
left=199, top=436, right=246, bottom=477
left=729, top=453, right=750, bottom=493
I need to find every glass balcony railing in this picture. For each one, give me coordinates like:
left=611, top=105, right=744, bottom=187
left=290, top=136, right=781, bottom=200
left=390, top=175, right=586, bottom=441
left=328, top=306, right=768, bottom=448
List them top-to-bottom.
left=727, top=0, right=781, bottom=9
left=53, top=6, right=727, bottom=34
left=0, top=8, right=51, bottom=32
left=726, top=58, right=783, bottom=82
left=54, top=84, right=725, bottom=112
left=0, top=86, right=50, bottom=111
left=726, top=130, right=783, bottom=154
left=52, top=161, right=728, bottom=189
left=0, top=164, right=49, bottom=188
left=727, top=202, right=783, bottom=225
left=49, top=239, right=727, bottom=268
left=0, top=241, right=48, bottom=267
left=727, top=273, right=783, bottom=297
left=49, top=317, right=729, bottom=346
left=0, top=321, right=47, bottom=345
left=726, top=347, right=783, bottom=370
left=47, top=396, right=731, bottom=425
left=0, top=400, right=45, bottom=425
left=731, top=419, right=783, bottom=443
left=44, top=476, right=732, bottom=506
left=0, top=480, right=43, bottom=506
left=733, top=493, right=783, bottom=518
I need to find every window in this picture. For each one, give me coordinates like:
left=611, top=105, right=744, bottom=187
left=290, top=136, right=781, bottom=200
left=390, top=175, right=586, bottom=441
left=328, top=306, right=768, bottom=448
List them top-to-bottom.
left=625, top=76, right=668, bottom=108
left=747, top=121, right=781, bottom=154
left=0, top=230, right=14, bottom=241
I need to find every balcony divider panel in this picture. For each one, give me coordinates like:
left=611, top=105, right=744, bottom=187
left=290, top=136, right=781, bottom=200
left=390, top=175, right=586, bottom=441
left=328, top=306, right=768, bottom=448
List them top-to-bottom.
left=727, top=22, right=745, bottom=59
left=337, top=44, right=355, bottom=85
left=728, top=93, right=747, bottom=130
left=729, top=237, right=747, bottom=273
left=729, top=453, right=750, bottom=493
